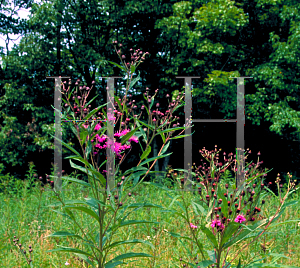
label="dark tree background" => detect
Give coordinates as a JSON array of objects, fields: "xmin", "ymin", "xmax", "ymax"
[{"xmin": 0, "ymin": 0, "xmax": 299, "ymax": 189}]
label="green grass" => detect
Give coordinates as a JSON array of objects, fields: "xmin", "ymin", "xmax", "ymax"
[{"xmin": 0, "ymin": 164, "xmax": 299, "ymax": 267}]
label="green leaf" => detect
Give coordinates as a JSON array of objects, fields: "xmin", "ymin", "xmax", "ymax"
[
  {"xmin": 64, "ymin": 154, "xmax": 91, "ymax": 168},
  {"xmin": 108, "ymin": 61, "xmax": 127, "ymax": 72},
  {"xmin": 63, "ymin": 207, "xmax": 77, "ymax": 222},
  {"xmin": 167, "ymin": 194, "xmax": 182, "ymax": 209},
  {"xmin": 105, "ymin": 252, "xmax": 153, "ymax": 267},
  {"xmin": 44, "ymin": 231, "xmax": 84, "ymax": 240},
  {"xmin": 120, "ymin": 127, "xmax": 139, "ymax": 144},
  {"xmin": 48, "ymin": 209, "xmax": 74, "ymax": 221},
  {"xmin": 140, "ymin": 145, "xmax": 151, "ymax": 161},
  {"xmin": 48, "ymin": 133, "xmax": 81, "ymax": 157},
  {"xmin": 149, "ymin": 96, "xmax": 155, "ymax": 110},
  {"xmin": 159, "ymin": 131, "xmax": 166, "ymax": 144},
  {"xmin": 157, "ymin": 126, "xmax": 186, "ymax": 135},
  {"xmin": 223, "ymin": 210, "xmax": 286, "ymax": 250},
  {"xmin": 46, "ymin": 246, "xmax": 94, "ymax": 258},
  {"xmin": 160, "ymin": 141, "xmax": 170, "ymax": 155},
  {"xmin": 122, "ymin": 166, "xmax": 148, "ymax": 176},
  {"xmin": 74, "ymin": 253, "xmax": 97, "ymax": 268},
  {"xmin": 130, "ymin": 65, "xmax": 136, "ymax": 75},
  {"xmin": 84, "ymin": 197, "xmax": 107, "ymax": 209},
  {"xmin": 69, "ymin": 159, "xmax": 96, "ymax": 179},
  {"xmin": 114, "ymin": 96, "xmax": 124, "ymax": 114},
  {"xmin": 64, "ymin": 206, "xmax": 101, "ymax": 224},
  {"xmin": 191, "ymin": 201, "xmax": 207, "ymax": 216},
  {"xmin": 195, "ymin": 260, "xmax": 215, "ymax": 268},
  {"xmin": 84, "ymin": 94, "xmax": 100, "ymax": 109},
  {"xmin": 128, "ymin": 70, "xmax": 140, "ymax": 91},
  {"xmin": 104, "ymin": 261, "xmax": 125, "ymax": 268},
  {"xmin": 130, "ymin": 170, "xmax": 149, "ymax": 186},
  {"xmin": 50, "ymin": 175, "xmax": 92, "ymax": 188},
  {"xmin": 103, "ymin": 238, "xmax": 154, "ymax": 251},
  {"xmin": 79, "ymin": 128, "xmax": 89, "ymax": 146},
  {"xmin": 236, "ymin": 259, "xmax": 241, "ymax": 268},
  {"xmin": 85, "ymin": 140, "xmax": 93, "ymax": 160},
  {"xmin": 200, "ymin": 225, "xmax": 218, "ymax": 248},
  {"xmin": 139, "ymin": 152, "xmax": 172, "ymax": 166},
  {"xmin": 169, "ymin": 131, "xmax": 195, "ymax": 140},
  {"xmin": 83, "ymin": 104, "xmax": 108, "ymax": 123},
  {"xmin": 220, "ymin": 222, "xmax": 240, "ymax": 249},
  {"xmin": 132, "ymin": 117, "xmax": 155, "ymax": 131}
]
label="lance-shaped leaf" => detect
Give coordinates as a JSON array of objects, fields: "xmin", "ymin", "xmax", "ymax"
[
  {"xmin": 46, "ymin": 246, "xmax": 94, "ymax": 258},
  {"xmin": 45, "ymin": 231, "xmax": 98, "ymax": 252},
  {"xmin": 128, "ymin": 70, "xmax": 141, "ymax": 91},
  {"xmin": 48, "ymin": 133, "xmax": 81, "ymax": 157},
  {"xmin": 74, "ymin": 253, "xmax": 97, "ymax": 268},
  {"xmin": 104, "ymin": 252, "xmax": 153, "ymax": 268},
  {"xmin": 48, "ymin": 175, "xmax": 92, "ymax": 188},
  {"xmin": 64, "ymin": 206, "xmax": 101, "ymax": 224},
  {"xmin": 120, "ymin": 127, "xmax": 139, "ymax": 145},
  {"xmin": 139, "ymin": 152, "xmax": 172, "ymax": 166},
  {"xmin": 191, "ymin": 201, "xmax": 207, "ymax": 216},
  {"xmin": 200, "ymin": 225, "xmax": 218, "ymax": 248},
  {"xmin": 108, "ymin": 61, "xmax": 127, "ymax": 72},
  {"xmin": 140, "ymin": 145, "xmax": 151, "ymax": 161}
]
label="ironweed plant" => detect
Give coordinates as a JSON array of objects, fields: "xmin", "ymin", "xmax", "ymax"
[
  {"xmin": 44, "ymin": 41, "xmax": 193, "ymax": 267},
  {"xmin": 149, "ymin": 146, "xmax": 299, "ymax": 268}
]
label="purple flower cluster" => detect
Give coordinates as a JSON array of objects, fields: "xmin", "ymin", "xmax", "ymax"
[{"xmin": 89, "ymin": 123, "xmax": 139, "ymax": 159}]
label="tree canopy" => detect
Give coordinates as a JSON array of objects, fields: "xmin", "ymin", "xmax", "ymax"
[{"xmin": 0, "ymin": 0, "xmax": 299, "ymax": 183}]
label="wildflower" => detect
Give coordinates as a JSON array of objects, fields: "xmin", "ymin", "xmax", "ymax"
[
  {"xmin": 234, "ymin": 214, "xmax": 246, "ymax": 223},
  {"xmin": 190, "ymin": 223, "xmax": 198, "ymax": 229},
  {"xmin": 65, "ymin": 261, "xmax": 70, "ymax": 265}
]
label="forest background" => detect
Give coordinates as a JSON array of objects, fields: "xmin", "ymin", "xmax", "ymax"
[{"xmin": 0, "ymin": 0, "xmax": 299, "ymax": 188}]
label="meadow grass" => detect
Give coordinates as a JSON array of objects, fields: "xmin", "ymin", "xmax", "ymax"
[{"xmin": 0, "ymin": 164, "xmax": 299, "ymax": 267}]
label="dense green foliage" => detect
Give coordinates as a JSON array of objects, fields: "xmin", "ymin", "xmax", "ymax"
[{"xmin": 0, "ymin": 0, "xmax": 299, "ymax": 182}]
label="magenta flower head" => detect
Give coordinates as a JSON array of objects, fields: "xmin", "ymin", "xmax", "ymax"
[
  {"xmin": 234, "ymin": 214, "xmax": 246, "ymax": 223},
  {"xmin": 190, "ymin": 223, "xmax": 197, "ymax": 229}
]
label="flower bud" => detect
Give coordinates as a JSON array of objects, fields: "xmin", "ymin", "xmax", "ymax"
[
  {"xmin": 218, "ymin": 199, "xmax": 222, "ymax": 204},
  {"xmin": 225, "ymin": 184, "xmax": 229, "ymax": 189},
  {"xmin": 262, "ymin": 200, "xmax": 265, "ymax": 204}
]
